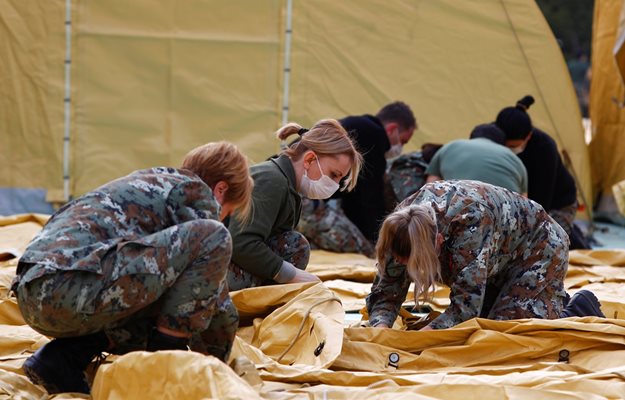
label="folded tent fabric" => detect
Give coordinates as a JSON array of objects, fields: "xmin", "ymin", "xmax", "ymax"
[{"xmin": 2, "ymin": 214, "xmax": 625, "ymax": 398}]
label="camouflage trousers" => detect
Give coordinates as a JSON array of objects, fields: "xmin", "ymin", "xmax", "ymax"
[
  {"xmin": 548, "ymin": 202, "xmax": 577, "ymax": 238},
  {"xmin": 478, "ymin": 222, "xmax": 569, "ymax": 322},
  {"xmin": 227, "ymin": 230, "xmax": 310, "ymax": 291},
  {"xmin": 15, "ymin": 219, "xmax": 237, "ymax": 361},
  {"xmin": 297, "ymin": 199, "xmax": 375, "ymax": 258}
]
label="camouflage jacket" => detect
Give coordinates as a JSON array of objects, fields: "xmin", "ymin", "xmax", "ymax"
[
  {"xmin": 366, "ymin": 180, "xmax": 566, "ymax": 329},
  {"xmin": 17, "ymin": 167, "xmax": 220, "ymax": 284}
]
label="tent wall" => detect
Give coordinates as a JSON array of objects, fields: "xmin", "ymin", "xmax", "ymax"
[
  {"xmin": 288, "ymin": 0, "xmax": 591, "ymax": 210},
  {"xmin": 0, "ymin": 1, "xmax": 66, "ymax": 200},
  {"xmin": 590, "ymin": 0, "xmax": 625, "ymax": 198},
  {"xmin": 71, "ymin": 0, "xmax": 283, "ymax": 196},
  {"xmin": 1, "ymin": 0, "xmax": 591, "ymax": 209}
]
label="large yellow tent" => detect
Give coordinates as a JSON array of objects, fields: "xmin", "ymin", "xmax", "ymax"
[
  {"xmin": 1, "ymin": 0, "xmax": 591, "ymax": 209},
  {"xmin": 590, "ymin": 0, "xmax": 625, "ymax": 200}
]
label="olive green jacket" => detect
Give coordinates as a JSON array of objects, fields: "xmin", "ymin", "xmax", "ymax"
[{"xmin": 228, "ymin": 155, "xmax": 302, "ymax": 279}]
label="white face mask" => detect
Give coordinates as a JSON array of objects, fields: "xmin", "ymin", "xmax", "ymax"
[
  {"xmin": 385, "ymin": 143, "xmax": 403, "ymax": 159},
  {"xmin": 510, "ymin": 144, "xmax": 526, "ymax": 154},
  {"xmin": 300, "ymin": 155, "xmax": 340, "ymax": 199}
]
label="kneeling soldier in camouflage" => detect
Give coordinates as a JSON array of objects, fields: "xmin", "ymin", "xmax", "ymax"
[
  {"xmin": 12, "ymin": 142, "xmax": 253, "ymax": 394},
  {"xmin": 368, "ymin": 180, "xmax": 604, "ymax": 331}
]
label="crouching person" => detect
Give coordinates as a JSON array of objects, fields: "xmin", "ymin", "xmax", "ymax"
[
  {"xmin": 227, "ymin": 119, "xmax": 362, "ymax": 290},
  {"xmin": 12, "ymin": 142, "xmax": 253, "ymax": 394},
  {"xmin": 366, "ymin": 180, "xmax": 604, "ymax": 330}
]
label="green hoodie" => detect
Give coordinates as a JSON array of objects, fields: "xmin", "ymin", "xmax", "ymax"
[{"xmin": 228, "ymin": 154, "xmax": 302, "ymax": 279}]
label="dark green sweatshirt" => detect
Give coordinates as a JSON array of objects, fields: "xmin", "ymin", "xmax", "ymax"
[{"xmin": 228, "ymin": 155, "xmax": 302, "ymax": 279}]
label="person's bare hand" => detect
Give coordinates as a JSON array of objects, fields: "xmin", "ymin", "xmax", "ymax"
[{"xmin": 287, "ymin": 269, "xmax": 321, "ymax": 284}]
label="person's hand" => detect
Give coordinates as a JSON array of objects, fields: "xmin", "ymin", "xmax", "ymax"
[
  {"xmin": 420, "ymin": 325, "xmax": 433, "ymax": 331},
  {"xmin": 287, "ymin": 269, "xmax": 321, "ymax": 284}
]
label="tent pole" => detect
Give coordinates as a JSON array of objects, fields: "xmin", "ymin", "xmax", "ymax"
[
  {"xmin": 281, "ymin": 0, "xmax": 293, "ymax": 129},
  {"xmin": 62, "ymin": 0, "xmax": 72, "ymax": 202}
]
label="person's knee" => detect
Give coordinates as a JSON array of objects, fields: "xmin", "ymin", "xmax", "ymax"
[
  {"xmin": 267, "ymin": 231, "xmax": 311, "ymax": 270},
  {"xmin": 291, "ymin": 232, "xmax": 311, "ymax": 270}
]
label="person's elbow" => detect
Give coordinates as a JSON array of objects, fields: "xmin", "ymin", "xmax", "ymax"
[{"xmin": 426, "ymin": 174, "xmax": 442, "ymax": 183}]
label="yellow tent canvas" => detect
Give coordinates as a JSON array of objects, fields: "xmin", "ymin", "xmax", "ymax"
[{"xmin": 1, "ymin": 0, "xmax": 591, "ymax": 211}]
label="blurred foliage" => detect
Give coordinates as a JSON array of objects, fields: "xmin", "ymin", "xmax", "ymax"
[{"xmin": 536, "ymin": 0, "xmax": 594, "ymax": 61}]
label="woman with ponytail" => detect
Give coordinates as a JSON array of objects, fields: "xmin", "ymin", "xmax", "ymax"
[
  {"xmin": 227, "ymin": 119, "xmax": 363, "ymax": 290},
  {"xmin": 495, "ymin": 95, "xmax": 586, "ymax": 248},
  {"xmin": 366, "ymin": 180, "xmax": 604, "ymax": 330}
]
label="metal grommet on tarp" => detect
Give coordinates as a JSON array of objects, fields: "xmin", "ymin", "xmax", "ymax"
[
  {"xmin": 314, "ymin": 340, "xmax": 325, "ymax": 357},
  {"xmin": 558, "ymin": 349, "xmax": 570, "ymax": 363},
  {"xmin": 387, "ymin": 352, "xmax": 400, "ymax": 369}
]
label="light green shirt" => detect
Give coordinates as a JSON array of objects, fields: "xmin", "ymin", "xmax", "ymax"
[{"xmin": 426, "ymin": 138, "xmax": 528, "ymax": 193}]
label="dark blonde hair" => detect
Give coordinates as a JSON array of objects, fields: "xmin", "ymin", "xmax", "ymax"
[
  {"xmin": 376, "ymin": 204, "xmax": 441, "ymax": 304},
  {"xmin": 181, "ymin": 141, "xmax": 253, "ymax": 221},
  {"xmin": 276, "ymin": 119, "xmax": 362, "ymax": 191}
]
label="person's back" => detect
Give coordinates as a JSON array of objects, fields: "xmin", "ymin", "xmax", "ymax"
[
  {"xmin": 517, "ymin": 128, "xmax": 576, "ymax": 210},
  {"xmin": 426, "ymin": 138, "xmax": 528, "ymax": 194},
  {"xmin": 20, "ymin": 168, "xmax": 217, "ymax": 274},
  {"xmin": 338, "ymin": 102, "xmax": 417, "ymax": 242},
  {"xmin": 338, "ymin": 114, "xmax": 390, "ymax": 242}
]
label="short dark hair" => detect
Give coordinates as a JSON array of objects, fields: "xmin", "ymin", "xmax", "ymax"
[
  {"xmin": 421, "ymin": 143, "xmax": 443, "ymax": 163},
  {"xmin": 470, "ymin": 123, "xmax": 506, "ymax": 145},
  {"xmin": 376, "ymin": 101, "xmax": 417, "ymax": 130}
]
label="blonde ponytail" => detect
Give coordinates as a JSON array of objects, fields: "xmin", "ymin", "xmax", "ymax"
[
  {"xmin": 276, "ymin": 119, "xmax": 363, "ymax": 191},
  {"xmin": 276, "ymin": 122, "xmax": 305, "ymax": 141},
  {"xmin": 376, "ymin": 204, "xmax": 441, "ymax": 304}
]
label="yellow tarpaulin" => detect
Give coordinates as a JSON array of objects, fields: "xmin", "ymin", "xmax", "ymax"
[{"xmin": 1, "ymin": 214, "xmax": 625, "ymax": 399}]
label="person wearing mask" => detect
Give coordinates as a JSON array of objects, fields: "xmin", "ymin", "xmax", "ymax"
[
  {"xmin": 338, "ymin": 101, "xmax": 417, "ymax": 244},
  {"xmin": 495, "ymin": 95, "xmax": 586, "ymax": 248},
  {"xmin": 13, "ymin": 142, "xmax": 254, "ymax": 394},
  {"xmin": 366, "ymin": 180, "xmax": 604, "ymax": 331},
  {"xmin": 227, "ymin": 119, "xmax": 363, "ymax": 290},
  {"xmin": 295, "ymin": 102, "xmax": 417, "ymax": 257},
  {"xmin": 426, "ymin": 124, "xmax": 528, "ymax": 195}
]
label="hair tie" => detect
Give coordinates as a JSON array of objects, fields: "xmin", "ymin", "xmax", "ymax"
[{"xmin": 297, "ymin": 128, "xmax": 309, "ymax": 136}]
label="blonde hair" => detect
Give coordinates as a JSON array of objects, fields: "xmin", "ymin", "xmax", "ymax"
[
  {"xmin": 181, "ymin": 141, "xmax": 253, "ymax": 221},
  {"xmin": 376, "ymin": 204, "xmax": 441, "ymax": 304},
  {"xmin": 276, "ymin": 119, "xmax": 363, "ymax": 191}
]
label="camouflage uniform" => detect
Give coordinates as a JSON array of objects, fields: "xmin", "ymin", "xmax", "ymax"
[
  {"xmin": 385, "ymin": 151, "xmax": 429, "ymax": 208},
  {"xmin": 227, "ymin": 230, "xmax": 310, "ymax": 291},
  {"xmin": 296, "ymin": 199, "xmax": 375, "ymax": 258},
  {"xmin": 366, "ymin": 180, "xmax": 569, "ymax": 330},
  {"xmin": 548, "ymin": 202, "xmax": 577, "ymax": 238},
  {"xmin": 12, "ymin": 168, "xmax": 237, "ymax": 360}
]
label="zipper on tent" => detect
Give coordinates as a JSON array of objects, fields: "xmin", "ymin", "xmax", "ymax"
[{"xmin": 63, "ymin": 0, "xmax": 72, "ymax": 202}]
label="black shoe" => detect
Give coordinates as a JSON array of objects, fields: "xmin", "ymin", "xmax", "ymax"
[
  {"xmin": 146, "ymin": 329, "xmax": 188, "ymax": 351},
  {"xmin": 22, "ymin": 332, "xmax": 109, "ymax": 394},
  {"xmin": 561, "ymin": 290, "xmax": 605, "ymax": 318}
]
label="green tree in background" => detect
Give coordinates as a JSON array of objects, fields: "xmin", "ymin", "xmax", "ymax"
[
  {"xmin": 537, "ymin": 0, "xmax": 594, "ymax": 116},
  {"xmin": 536, "ymin": 0, "xmax": 594, "ymax": 60}
]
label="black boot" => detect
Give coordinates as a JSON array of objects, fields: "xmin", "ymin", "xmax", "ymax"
[
  {"xmin": 561, "ymin": 290, "xmax": 606, "ymax": 318},
  {"xmin": 22, "ymin": 331, "xmax": 109, "ymax": 394},
  {"xmin": 146, "ymin": 329, "xmax": 188, "ymax": 351}
]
